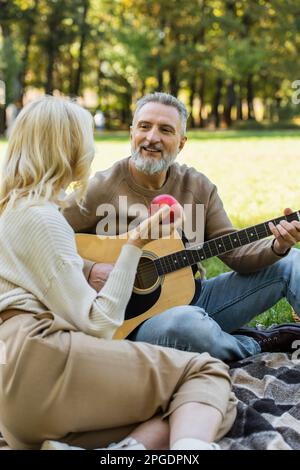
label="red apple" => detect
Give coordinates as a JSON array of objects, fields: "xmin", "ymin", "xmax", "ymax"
[{"xmin": 149, "ymin": 194, "xmax": 181, "ymax": 223}]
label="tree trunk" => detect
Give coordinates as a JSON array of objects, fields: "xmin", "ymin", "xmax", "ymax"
[
  {"xmin": 45, "ymin": 2, "xmax": 63, "ymax": 95},
  {"xmin": 224, "ymin": 80, "xmax": 235, "ymax": 127},
  {"xmin": 18, "ymin": 0, "xmax": 40, "ymax": 103},
  {"xmin": 198, "ymin": 74, "xmax": 205, "ymax": 128},
  {"xmin": 67, "ymin": 52, "xmax": 74, "ymax": 95},
  {"xmin": 0, "ymin": 106, "xmax": 5, "ymax": 135},
  {"xmin": 275, "ymin": 96, "xmax": 281, "ymax": 121},
  {"xmin": 0, "ymin": 2, "xmax": 11, "ymax": 133},
  {"xmin": 189, "ymin": 77, "xmax": 196, "ymax": 128},
  {"xmin": 120, "ymin": 85, "xmax": 132, "ymax": 126},
  {"xmin": 197, "ymin": 0, "xmax": 206, "ymax": 128},
  {"xmin": 45, "ymin": 46, "xmax": 55, "ymax": 95},
  {"xmin": 156, "ymin": 18, "xmax": 166, "ymax": 91},
  {"xmin": 140, "ymin": 79, "xmax": 146, "ymax": 96},
  {"xmin": 157, "ymin": 68, "xmax": 163, "ymax": 91},
  {"xmin": 97, "ymin": 59, "xmax": 103, "ymax": 109},
  {"xmin": 0, "ymin": 1, "xmax": 11, "ymax": 38},
  {"xmin": 72, "ymin": 0, "xmax": 89, "ymax": 97},
  {"xmin": 246, "ymin": 74, "xmax": 255, "ymax": 120},
  {"xmin": 236, "ymin": 81, "xmax": 243, "ymax": 120},
  {"xmin": 18, "ymin": 33, "xmax": 32, "ymax": 103},
  {"xmin": 212, "ymin": 77, "xmax": 223, "ymax": 128},
  {"xmin": 169, "ymin": 65, "xmax": 179, "ymax": 97}
]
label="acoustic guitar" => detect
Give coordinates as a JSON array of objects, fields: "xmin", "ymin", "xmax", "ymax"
[{"xmin": 76, "ymin": 210, "xmax": 299, "ymax": 339}]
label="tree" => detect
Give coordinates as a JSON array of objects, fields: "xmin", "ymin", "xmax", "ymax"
[{"xmin": 1, "ymin": 0, "xmax": 299, "ymax": 133}]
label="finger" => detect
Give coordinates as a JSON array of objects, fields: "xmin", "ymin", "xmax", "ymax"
[
  {"xmin": 150, "ymin": 205, "xmax": 171, "ymax": 225},
  {"xmin": 134, "ymin": 205, "xmax": 171, "ymax": 240},
  {"xmin": 280, "ymin": 220, "xmax": 298, "ymax": 237},
  {"xmin": 128, "ymin": 227, "xmax": 141, "ymax": 240},
  {"xmin": 283, "ymin": 207, "xmax": 293, "ymax": 216},
  {"xmin": 291, "ymin": 220, "xmax": 300, "ymax": 231},
  {"xmin": 150, "ymin": 206, "xmax": 172, "ymax": 238},
  {"xmin": 139, "ymin": 205, "xmax": 169, "ymax": 231},
  {"xmin": 162, "ymin": 206, "xmax": 185, "ymax": 238},
  {"xmin": 173, "ymin": 211, "xmax": 185, "ymax": 231},
  {"xmin": 291, "ymin": 221, "xmax": 300, "ymax": 242},
  {"xmin": 276, "ymin": 223, "xmax": 297, "ymax": 244},
  {"xmin": 268, "ymin": 222, "xmax": 281, "ymax": 239},
  {"xmin": 173, "ymin": 204, "xmax": 186, "ymax": 223}
]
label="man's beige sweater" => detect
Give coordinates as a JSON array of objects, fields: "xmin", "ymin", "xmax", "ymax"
[
  {"xmin": 0, "ymin": 202, "xmax": 142, "ymax": 338},
  {"xmin": 63, "ymin": 157, "xmax": 283, "ymax": 277}
]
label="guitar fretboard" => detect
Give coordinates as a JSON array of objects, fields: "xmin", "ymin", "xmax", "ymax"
[{"xmin": 154, "ymin": 211, "xmax": 300, "ymax": 276}]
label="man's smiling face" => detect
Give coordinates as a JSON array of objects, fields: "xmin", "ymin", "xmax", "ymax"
[{"xmin": 130, "ymin": 102, "xmax": 186, "ymax": 175}]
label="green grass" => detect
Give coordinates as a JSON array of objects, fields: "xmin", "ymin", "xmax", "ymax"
[{"xmin": 1, "ymin": 129, "xmax": 299, "ymax": 326}]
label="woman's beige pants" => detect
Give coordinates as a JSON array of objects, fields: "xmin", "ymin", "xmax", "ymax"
[{"xmin": 0, "ymin": 312, "xmax": 237, "ymax": 449}]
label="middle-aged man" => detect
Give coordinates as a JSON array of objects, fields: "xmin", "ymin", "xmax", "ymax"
[{"xmin": 63, "ymin": 92, "xmax": 300, "ymax": 362}]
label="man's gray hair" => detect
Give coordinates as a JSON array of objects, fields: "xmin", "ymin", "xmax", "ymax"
[{"xmin": 133, "ymin": 92, "xmax": 189, "ymax": 135}]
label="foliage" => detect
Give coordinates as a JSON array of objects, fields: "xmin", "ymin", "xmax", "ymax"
[{"xmin": 0, "ymin": 0, "xmax": 299, "ymax": 130}]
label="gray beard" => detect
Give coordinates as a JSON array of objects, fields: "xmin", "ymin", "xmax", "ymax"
[{"xmin": 130, "ymin": 147, "xmax": 178, "ymax": 175}]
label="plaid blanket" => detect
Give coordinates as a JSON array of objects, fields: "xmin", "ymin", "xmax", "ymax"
[
  {"xmin": 1, "ymin": 352, "xmax": 299, "ymax": 450},
  {"xmin": 220, "ymin": 352, "xmax": 300, "ymax": 450}
]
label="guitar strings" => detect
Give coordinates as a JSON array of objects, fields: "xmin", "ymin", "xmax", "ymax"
[
  {"xmin": 113, "ymin": 212, "xmax": 300, "ymax": 285},
  {"xmin": 132, "ymin": 231, "xmax": 275, "ymax": 283}
]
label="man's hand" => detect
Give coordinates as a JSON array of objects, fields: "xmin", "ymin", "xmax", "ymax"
[
  {"xmin": 269, "ymin": 207, "xmax": 300, "ymax": 255},
  {"xmin": 88, "ymin": 263, "xmax": 114, "ymax": 292}
]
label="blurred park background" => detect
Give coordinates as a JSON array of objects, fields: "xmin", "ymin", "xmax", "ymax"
[
  {"xmin": 1, "ymin": 0, "xmax": 300, "ymax": 130},
  {"xmin": 0, "ymin": 0, "xmax": 300, "ymax": 324}
]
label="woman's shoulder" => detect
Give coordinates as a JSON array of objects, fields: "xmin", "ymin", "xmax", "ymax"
[
  {"xmin": 3, "ymin": 201, "xmax": 73, "ymax": 238},
  {"xmin": 32, "ymin": 203, "xmax": 75, "ymax": 235},
  {"xmin": 0, "ymin": 201, "xmax": 82, "ymax": 271},
  {"xmin": 26, "ymin": 201, "xmax": 62, "ymax": 219},
  {"xmin": 11, "ymin": 201, "xmax": 61, "ymax": 221}
]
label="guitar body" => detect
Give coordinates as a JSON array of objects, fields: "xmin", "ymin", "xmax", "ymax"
[{"xmin": 75, "ymin": 233, "xmax": 196, "ymax": 339}]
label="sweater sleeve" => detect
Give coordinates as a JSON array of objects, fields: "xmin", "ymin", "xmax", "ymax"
[{"xmin": 44, "ymin": 243, "xmax": 142, "ymax": 338}]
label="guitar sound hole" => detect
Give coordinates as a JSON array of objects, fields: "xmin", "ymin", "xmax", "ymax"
[{"xmin": 134, "ymin": 257, "xmax": 159, "ymax": 291}]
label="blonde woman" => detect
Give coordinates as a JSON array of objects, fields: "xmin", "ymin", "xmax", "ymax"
[{"xmin": 0, "ymin": 96, "xmax": 237, "ymax": 450}]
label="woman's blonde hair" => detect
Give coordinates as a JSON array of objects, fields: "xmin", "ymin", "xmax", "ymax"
[{"xmin": 0, "ymin": 95, "xmax": 94, "ymax": 213}]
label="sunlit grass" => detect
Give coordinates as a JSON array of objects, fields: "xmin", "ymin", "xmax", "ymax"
[{"xmin": 1, "ymin": 130, "xmax": 300, "ymax": 325}]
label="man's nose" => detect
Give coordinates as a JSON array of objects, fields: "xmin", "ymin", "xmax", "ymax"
[{"xmin": 145, "ymin": 127, "xmax": 161, "ymax": 143}]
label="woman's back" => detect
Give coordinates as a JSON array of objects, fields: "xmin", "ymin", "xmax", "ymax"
[{"xmin": 0, "ymin": 202, "xmax": 79, "ymax": 315}]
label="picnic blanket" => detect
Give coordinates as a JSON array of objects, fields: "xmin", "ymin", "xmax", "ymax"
[
  {"xmin": 219, "ymin": 352, "xmax": 300, "ymax": 450},
  {"xmin": 0, "ymin": 352, "xmax": 299, "ymax": 450}
]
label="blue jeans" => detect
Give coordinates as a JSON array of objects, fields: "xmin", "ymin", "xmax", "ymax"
[{"xmin": 129, "ymin": 248, "xmax": 300, "ymax": 362}]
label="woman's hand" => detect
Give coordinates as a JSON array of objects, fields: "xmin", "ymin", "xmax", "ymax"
[{"xmin": 127, "ymin": 205, "xmax": 184, "ymax": 249}]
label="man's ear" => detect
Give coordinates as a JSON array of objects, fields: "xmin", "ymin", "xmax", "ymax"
[
  {"xmin": 179, "ymin": 136, "xmax": 187, "ymax": 152},
  {"xmin": 130, "ymin": 125, "xmax": 133, "ymax": 140}
]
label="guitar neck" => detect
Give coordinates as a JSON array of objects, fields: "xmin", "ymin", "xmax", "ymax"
[{"xmin": 155, "ymin": 210, "xmax": 300, "ymax": 276}]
